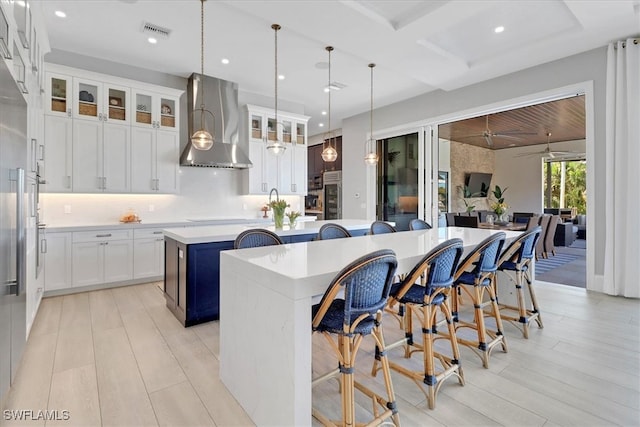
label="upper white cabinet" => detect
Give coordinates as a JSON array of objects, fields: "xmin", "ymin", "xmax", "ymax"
[
  {"xmin": 43, "ymin": 64, "xmax": 182, "ymax": 194},
  {"xmin": 244, "ymin": 104, "xmax": 309, "ymax": 195},
  {"xmin": 132, "ymin": 89, "xmax": 178, "ymax": 131}
]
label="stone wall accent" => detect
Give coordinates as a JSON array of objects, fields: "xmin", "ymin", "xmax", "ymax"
[{"xmin": 450, "ymin": 140, "xmax": 495, "ymax": 212}]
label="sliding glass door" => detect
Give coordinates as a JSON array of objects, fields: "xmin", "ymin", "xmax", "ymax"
[{"xmin": 376, "ymin": 132, "xmax": 420, "ymax": 231}]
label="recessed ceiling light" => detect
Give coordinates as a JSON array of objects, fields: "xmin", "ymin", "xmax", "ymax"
[
  {"xmin": 54, "ymin": 10, "xmax": 66, "ymax": 18},
  {"xmin": 148, "ymin": 37, "xmax": 158, "ymax": 44},
  {"xmin": 494, "ymin": 26, "xmax": 505, "ymax": 33},
  {"xmin": 323, "ymin": 88, "xmax": 330, "ymax": 93},
  {"xmin": 319, "ymin": 123, "xmax": 324, "ymax": 127},
  {"xmin": 278, "ymin": 74, "xmax": 285, "ymax": 80},
  {"xmin": 221, "ymin": 58, "xmax": 230, "ymax": 65},
  {"xmin": 321, "ymin": 111, "xmax": 327, "ymax": 115}
]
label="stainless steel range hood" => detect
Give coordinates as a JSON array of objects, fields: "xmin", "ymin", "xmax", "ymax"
[{"xmin": 180, "ymin": 73, "xmax": 252, "ymax": 168}]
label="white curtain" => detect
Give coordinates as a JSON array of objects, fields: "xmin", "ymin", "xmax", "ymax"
[{"xmin": 603, "ymin": 39, "xmax": 640, "ymax": 297}]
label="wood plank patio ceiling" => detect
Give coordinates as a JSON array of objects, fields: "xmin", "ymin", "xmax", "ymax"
[{"xmin": 439, "ymin": 95, "xmax": 585, "ymax": 150}]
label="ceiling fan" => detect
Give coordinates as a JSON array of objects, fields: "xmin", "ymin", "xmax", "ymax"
[
  {"xmin": 515, "ymin": 132, "xmax": 583, "ymax": 159},
  {"xmin": 458, "ymin": 115, "xmax": 537, "ymax": 146}
]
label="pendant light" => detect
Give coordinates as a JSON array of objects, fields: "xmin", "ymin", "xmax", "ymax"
[
  {"xmin": 191, "ymin": 0, "xmax": 215, "ymax": 151},
  {"xmin": 364, "ymin": 63, "xmax": 379, "ymax": 165},
  {"xmin": 266, "ymin": 24, "xmax": 286, "ymax": 156},
  {"xmin": 321, "ymin": 46, "xmax": 338, "ymax": 163}
]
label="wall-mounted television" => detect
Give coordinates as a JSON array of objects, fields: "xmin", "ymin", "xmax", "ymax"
[{"xmin": 464, "ymin": 172, "xmax": 492, "ymax": 197}]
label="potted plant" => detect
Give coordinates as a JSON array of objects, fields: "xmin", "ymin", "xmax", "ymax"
[{"xmin": 490, "ymin": 185, "xmax": 509, "ymax": 222}]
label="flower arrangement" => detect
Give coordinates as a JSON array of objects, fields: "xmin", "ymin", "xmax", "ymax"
[
  {"xmin": 269, "ymin": 199, "xmax": 289, "ymax": 228},
  {"xmin": 490, "ymin": 185, "xmax": 508, "ymax": 216},
  {"xmin": 286, "ymin": 211, "xmax": 301, "ymax": 227}
]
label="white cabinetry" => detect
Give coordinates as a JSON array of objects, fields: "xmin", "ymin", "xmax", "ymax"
[
  {"xmin": 71, "ymin": 229, "xmax": 133, "ymax": 287},
  {"xmin": 43, "ymin": 114, "xmax": 73, "ymax": 192},
  {"xmin": 43, "ymin": 231, "xmax": 72, "ymax": 291},
  {"xmin": 131, "ymin": 89, "xmax": 178, "ymax": 131},
  {"xmin": 244, "ymin": 105, "xmax": 309, "ymax": 195},
  {"xmin": 131, "ymin": 127, "xmax": 178, "ymax": 193},
  {"xmin": 43, "ymin": 65, "xmax": 182, "ymax": 194},
  {"xmin": 72, "ymin": 119, "xmax": 130, "ymax": 192},
  {"xmin": 133, "ymin": 228, "xmax": 165, "ymax": 279}
]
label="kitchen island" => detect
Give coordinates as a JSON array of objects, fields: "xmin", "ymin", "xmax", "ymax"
[
  {"xmin": 162, "ymin": 219, "xmax": 373, "ymax": 326},
  {"xmin": 219, "ymin": 227, "xmax": 522, "ymax": 426}
]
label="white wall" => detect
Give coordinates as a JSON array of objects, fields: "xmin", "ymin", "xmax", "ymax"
[
  {"xmin": 341, "ymin": 47, "xmax": 606, "ymax": 275},
  {"xmin": 494, "ymin": 140, "xmax": 586, "ymax": 214},
  {"xmin": 42, "ymin": 50, "xmax": 305, "ymax": 225}
]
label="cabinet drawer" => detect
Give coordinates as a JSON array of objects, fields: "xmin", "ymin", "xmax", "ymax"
[
  {"xmin": 73, "ymin": 229, "xmax": 132, "ymax": 243},
  {"xmin": 133, "ymin": 228, "xmax": 165, "ymax": 239}
]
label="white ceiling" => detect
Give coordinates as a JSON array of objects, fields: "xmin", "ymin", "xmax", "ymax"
[{"xmin": 40, "ymin": 0, "xmax": 640, "ymax": 135}]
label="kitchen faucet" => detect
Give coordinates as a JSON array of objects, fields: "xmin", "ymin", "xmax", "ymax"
[{"xmin": 269, "ymin": 187, "xmax": 279, "ymax": 204}]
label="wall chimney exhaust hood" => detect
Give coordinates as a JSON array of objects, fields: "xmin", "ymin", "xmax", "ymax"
[{"xmin": 180, "ymin": 73, "xmax": 252, "ymax": 168}]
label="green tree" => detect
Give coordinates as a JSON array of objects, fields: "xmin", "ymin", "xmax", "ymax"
[{"xmin": 544, "ymin": 160, "xmax": 586, "ymax": 214}]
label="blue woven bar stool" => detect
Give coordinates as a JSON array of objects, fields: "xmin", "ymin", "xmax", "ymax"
[
  {"xmin": 370, "ymin": 221, "xmax": 397, "ymax": 234},
  {"xmin": 375, "ymin": 238, "xmax": 464, "ymax": 410},
  {"xmin": 312, "ymin": 249, "xmax": 400, "ymax": 427},
  {"xmin": 233, "ymin": 228, "xmax": 283, "ymax": 249},
  {"xmin": 318, "ymin": 223, "xmax": 352, "ymax": 240},
  {"xmin": 448, "ymin": 232, "xmax": 507, "ymax": 368},
  {"xmin": 497, "ymin": 226, "xmax": 544, "ymax": 338},
  {"xmin": 409, "ymin": 218, "xmax": 432, "ymax": 230}
]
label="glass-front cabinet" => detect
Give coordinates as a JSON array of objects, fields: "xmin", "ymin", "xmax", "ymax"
[
  {"xmin": 46, "ymin": 72, "xmax": 72, "ymax": 117},
  {"xmin": 73, "ymin": 78, "xmax": 131, "ymax": 123},
  {"xmin": 132, "ymin": 89, "xmax": 178, "ymax": 131},
  {"xmin": 244, "ymin": 104, "xmax": 309, "ymax": 195}
]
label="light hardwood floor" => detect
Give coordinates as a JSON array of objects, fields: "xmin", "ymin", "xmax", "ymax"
[{"xmin": 1, "ymin": 280, "xmax": 638, "ymax": 426}]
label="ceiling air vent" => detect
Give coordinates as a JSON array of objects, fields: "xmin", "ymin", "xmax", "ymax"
[{"xmin": 141, "ymin": 22, "xmax": 172, "ymax": 39}]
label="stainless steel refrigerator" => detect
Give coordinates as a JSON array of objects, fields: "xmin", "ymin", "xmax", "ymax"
[{"xmin": 0, "ymin": 59, "xmax": 28, "ymax": 402}]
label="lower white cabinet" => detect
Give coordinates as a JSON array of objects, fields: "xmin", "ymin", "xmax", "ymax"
[
  {"xmin": 133, "ymin": 229, "xmax": 165, "ymax": 279},
  {"xmin": 43, "ymin": 231, "xmax": 73, "ymax": 291},
  {"xmin": 71, "ymin": 229, "xmax": 133, "ymax": 287}
]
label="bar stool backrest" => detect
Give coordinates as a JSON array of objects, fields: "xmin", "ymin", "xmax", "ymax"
[
  {"xmin": 370, "ymin": 221, "xmax": 397, "ymax": 235},
  {"xmin": 499, "ymin": 226, "xmax": 542, "ymax": 266},
  {"xmin": 456, "ymin": 232, "xmax": 506, "ymax": 278},
  {"xmin": 317, "ymin": 223, "xmax": 352, "ymax": 240},
  {"xmin": 312, "ymin": 249, "xmax": 398, "ymax": 331},
  {"xmin": 234, "ymin": 229, "xmax": 284, "ymax": 249},
  {"xmin": 394, "ymin": 238, "xmax": 464, "ymax": 300},
  {"xmin": 409, "ymin": 218, "xmax": 432, "ymax": 230}
]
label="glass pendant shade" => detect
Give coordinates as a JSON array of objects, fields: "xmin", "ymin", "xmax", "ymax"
[
  {"xmin": 267, "ymin": 23, "xmax": 286, "ymax": 157},
  {"xmin": 321, "ymin": 145, "xmax": 338, "ymax": 162},
  {"xmin": 322, "ymin": 46, "xmax": 337, "ymax": 163},
  {"xmin": 364, "ymin": 140, "xmax": 378, "ymax": 165},
  {"xmin": 267, "ymin": 139, "xmax": 286, "ymax": 156},
  {"xmin": 364, "ymin": 63, "xmax": 378, "ymax": 165},
  {"xmin": 191, "ymin": 0, "xmax": 215, "ymax": 151},
  {"xmin": 191, "ymin": 128, "xmax": 213, "ymax": 151}
]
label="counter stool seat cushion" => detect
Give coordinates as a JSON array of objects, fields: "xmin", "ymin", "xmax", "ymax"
[
  {"xmin": 390, "ymin": 282, "xmax": 445, "ymax": 305},
  {"xmin": 312, "ymin": 300, "xmax": 375, "ymax": 335}
]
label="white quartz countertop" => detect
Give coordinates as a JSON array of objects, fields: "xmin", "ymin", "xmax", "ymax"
[
  {"xmin": 44, "ymin": 216, "xmax": 316, "ymax": 233},
  {"xmin": 162, "ymin": 219, "xmax": 373, "ymax": 244},
  {"xmin": 221, "ymin": 227, "xmax": 523, "ymax": 301}
]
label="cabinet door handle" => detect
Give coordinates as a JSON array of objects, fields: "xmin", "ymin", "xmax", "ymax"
[
  {"xmin": 103, "ymin": 177, "xmax": 107, "ymax": 189},
  {"xmin": 96, "ymin": 233, "xmax": 112, "ymax": 238},
  {"xmin": 38, "ymin": 144, "xmax": 45, "ymax": 161},
  {"xmin": 153, "ymin": 231, "xmax": 163, "ymax": 234},
  {"xmin": 67, "ymin": 109, "xmax": 72, "ymax": 117},
  {"xmin": 41, "ymin": 239, "xmax": 47, "ymax": 254},
  {"xmin": 66, "ymin": 175, "xmax": 71, "ymax": 189}
]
